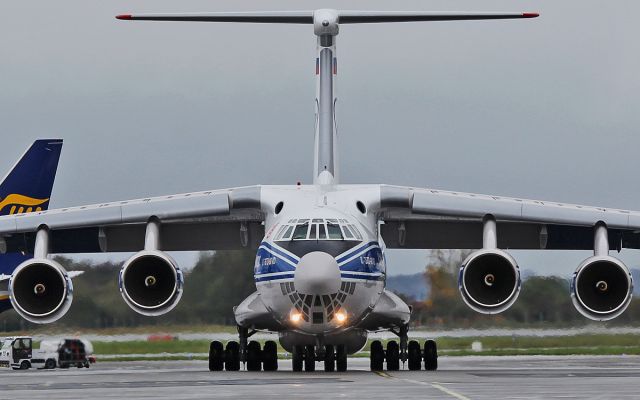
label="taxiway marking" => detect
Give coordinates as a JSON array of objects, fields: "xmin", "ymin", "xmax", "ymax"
[{"xmin": 374, "ymin": 370, "xmax": 471, "ymax": 400}]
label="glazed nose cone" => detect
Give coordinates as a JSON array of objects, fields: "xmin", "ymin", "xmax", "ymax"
[{"xmin": 294, "ymin": 251, "xmax": 341, "ymax": 295}]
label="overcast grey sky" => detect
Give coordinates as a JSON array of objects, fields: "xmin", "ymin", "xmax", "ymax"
[{"xmin": 1, "ymin": 0, "xmax": 639, "ymax": 276}]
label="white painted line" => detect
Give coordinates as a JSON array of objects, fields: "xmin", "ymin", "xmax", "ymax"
[{"xmin": 430, "ymin": 382, "xmax": 471, "ymax": 400}]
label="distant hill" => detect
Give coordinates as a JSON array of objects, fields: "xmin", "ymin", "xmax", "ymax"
[{"xmin": 387, "ymin": 273, "xmax": 429, "ymax": 301}]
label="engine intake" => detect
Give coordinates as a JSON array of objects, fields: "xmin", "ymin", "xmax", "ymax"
[
  {"xmin": 571, "ymin": 256, "xmax": 633, "ymax": 321},
  {"xmin": 459, "ymin": 249, "xmax": 521, "ymax": 314},
  {"xmin": 119, "ymin": 250, "xmax": 183, "ymax": 316},
  {"xmin": 9, "ymin": 259, "xmax": 73, "ymax": 324}
]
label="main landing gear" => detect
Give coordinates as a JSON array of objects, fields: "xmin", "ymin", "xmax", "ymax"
[
  {"xmin": 370, "ymin": 324, "xmax": 438, "ymax": 372},
  {"xmin": 209, "ymin": 326, "xmax": 278, "ymax": 372}
]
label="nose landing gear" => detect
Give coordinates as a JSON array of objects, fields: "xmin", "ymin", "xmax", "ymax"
[{"xmin": 291, "ymin": 343, "xmax": 348, "ymax": 372}]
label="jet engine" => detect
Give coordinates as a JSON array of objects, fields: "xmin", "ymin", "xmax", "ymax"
[
  {"xmin": 458, "ymin": 249, "xmax": 521, "ymax": 314},
  {"xmin": 119, "ymin": 250, "xmax": 184, "ymax": 316},
  {"xmin": 571, "ymin": 256, "xmax": 633, "ymax": 321},
  {"xmin": 9, "ymin": 258, "xmax": 73, "ymax": 324}
]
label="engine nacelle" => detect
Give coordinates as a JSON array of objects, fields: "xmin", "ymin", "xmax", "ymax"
[
  {"xmin": 9, "ymin": 259, "xmax": 73, "ymax": 324},
  {"xmin": 458, "ymin": 249, "xmax": 521, "ymax": 314},
  {"xmin": 119, "ymin": 250, "xmax": 184, "ymax": 316},
  {"xmin": 571, "ymin": 256, "xmax": 633, "ymax": 321}
]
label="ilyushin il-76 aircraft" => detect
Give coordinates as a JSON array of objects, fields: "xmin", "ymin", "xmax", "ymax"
[{"xmin": 2, "ymin": 9, "xmax": 637, "ymax": 373}]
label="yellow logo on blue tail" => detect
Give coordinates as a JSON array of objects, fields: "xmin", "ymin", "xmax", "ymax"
[{"xmin": 0, "ymin": 194, "xmax": 49, "ymax": 215}]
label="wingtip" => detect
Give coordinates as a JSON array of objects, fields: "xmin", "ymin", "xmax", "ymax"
[
  {"xmin": 522, "ymin": 12, "xmax": 540, "ymax": 18},
  {"xmin": 116, "ymin": 14, "xmax": 133, "ymax": 20}
]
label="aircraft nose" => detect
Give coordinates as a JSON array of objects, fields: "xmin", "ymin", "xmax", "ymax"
[{"xmin": 294, "ymin": 251, "xmax": 341, "ymax": 295}]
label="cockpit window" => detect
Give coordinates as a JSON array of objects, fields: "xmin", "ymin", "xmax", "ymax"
[
  {"xmin": 318, "ymin": 224, "xmax": 327, "ymax": 239},
  {"xmin": 292, "ymin": 222, "xmax": 310, "ymax": 240},
  {"xmin": 327, "ymin": 223, "xmax": 343, "ymax": 239},
  {"xmin": 274, "ymin": 219, "xmax": 361, "ymax": 241},
  {"xmin": 348, "ymin": 224, "xmax": 362, "ymax": 240},
  {"xmin": 274, "ymin": 225, "xmax": 287, "ymax": 240},
  {"xmin": 342, "ymin": 225, "xmax": 354, "ymax": 239}
]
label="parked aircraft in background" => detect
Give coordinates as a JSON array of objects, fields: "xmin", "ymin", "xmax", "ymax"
[
  {"xmin": 2, "ymin": 9, "xmax": 635, "ymax": 373},
  {"xmin": 0, "ymin": 140, "xmax": 63, "ymax": 313}
]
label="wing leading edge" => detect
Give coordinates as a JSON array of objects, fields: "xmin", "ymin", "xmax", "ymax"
[
  {"xmin": 378, "ymin": 185, "xmax": 640, "ymax": 250},
  {"xmin": 0, "ymin": 186, "xmax": 265, "ymax": 254}
]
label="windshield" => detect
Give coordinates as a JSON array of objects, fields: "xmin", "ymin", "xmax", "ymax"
[{"xmin": 274, "ymin": 218, "xmax": 363, "ymax": 241}]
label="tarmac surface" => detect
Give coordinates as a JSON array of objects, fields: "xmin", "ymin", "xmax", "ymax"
[{"xmin": 1, "ymin": 355, "xmax": 639, "ymax": 399}]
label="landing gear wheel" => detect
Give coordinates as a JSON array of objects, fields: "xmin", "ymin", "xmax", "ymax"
[
  {"xmin": 292, "ymin": 345, "xmax": 304, "ymax": 372},
  {"xmin": 247, "ymin": 341, "xmax": 262, "ymax": 371},
  {"xmin": 336, "ymin": 344, "xmax": 347, "ymax": 372},
  {"xmin": 224, "ymin": 341, "xmax": 241, "ymax": 371},
  {"xmin": 45, "ymin": 359, "xmax": 56, "ymax": 370},
  {"xmin": 304, "ymin": 345, "xmax": 315, "ymax": 372},
  {"xmin": 424, "ymin": 340, "xmax": 438, "ymax": 371},
  {"xmin": 408, "ymin": 340, "xmax": 422, "ymax": 371},
  {"xmin": 386, "ymin": 341, "xmax": 400, "ymax": 371},
  {"xmin": 370, "ymin": 340, "xmax": 384, "ymax": 371},
  {"xmin": 262, "ymin": 340, "xmax": 278, "ymax": 371},
  {"xmin": 209, "ymin": 341, "xmax": 224, "ymax": 371},
  {"xmin": 324, "ymin": 345, "xmax": 335, "ymax": 372}
]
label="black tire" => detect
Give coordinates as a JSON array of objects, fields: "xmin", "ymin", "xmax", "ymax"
[
  {"xmin": 424, "ymin": 340, "xmax": 438, "ymax": 371},
  {"xmin": 292, "ymin": 345, "xmax": 304, "ymax": 372},
  {"xmin": 324, "ymin": 345, "xmax": 335, "ymax": 372},
  {"xmin": 20, "ymin": 361, "xmax": 30, "ymax": 370},
  {"xmin": 225, "ymin": 341, "xmax": 241, "ymax": 371},
  {"xmin": 370, "ymin": 340, "xmax": 384, "ymax": 371},
  {"xmin": 262, "ymin": 341, "xmax": 278, "ymax": 371},
  {"xmin": 304, "ymin": 345, "xmax": 315, "ymax": 372},
  {"xmin": 209, "ymin": 341, "xmax": 224, "ymax": 371},
  {"xmin": 408, "ymin": 341, "xmax": 422, "ymax": 371},
  {"xmin": 386, "ymin": 341, "xmax": 400, "ymax": 371},
  {"xmin": 336, "ymin": 344, "xmax": 347, "ymax": 372},
  {"xmin": 45, "ymin": 359, "xmax": 56, "ymax": 370},
  {"xmin": 84, "ymin": 361, "xmax": 90, "ymax": 368},
  {"xmin": 247, "ymin": 341, "xmax": 262, "ymax": 372}
]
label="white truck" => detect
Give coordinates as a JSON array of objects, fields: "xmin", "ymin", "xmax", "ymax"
[{"xmin": 0, "ymin": 337, "xmax": 94, "ymax": 370}]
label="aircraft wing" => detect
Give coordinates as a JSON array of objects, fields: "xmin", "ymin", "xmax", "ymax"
[
  {"xmin": 0, "ymin": 186, "xmax": 264, "ymax": 253},
  {"xmin": 377, "ymin": 185, "xmax": 640, "ymax": 250}
]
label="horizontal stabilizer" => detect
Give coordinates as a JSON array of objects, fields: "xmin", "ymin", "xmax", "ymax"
[
  {"xmin": 116, "ymin": 11, "xmax": 538, "ymax": 24},
  {"xmin": 116, "ymin": 11, "xmax": 313, "ymax": 23}
]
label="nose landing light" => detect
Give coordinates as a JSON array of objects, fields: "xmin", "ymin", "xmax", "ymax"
[
  {"xmin": 335, "ymin": 309, "xmax": 347, "ymax": 324},
  {"xmin": 290, "ymin": 310, "xmax": 303, "ymax": 324}
]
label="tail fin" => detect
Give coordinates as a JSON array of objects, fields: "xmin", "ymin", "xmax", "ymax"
[
  {"xmin": 116, "ymin": 10, "xmax": 538, "ymax": 185},
  {"xmin": 0, "ymin": 139, "xmax": 63, "ymax": 312},
  {"xmin": 0, "ymin": 139, "xmax": 63, "ymax": 216}
]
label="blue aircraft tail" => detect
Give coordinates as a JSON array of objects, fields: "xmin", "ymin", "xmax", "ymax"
[
  {"xmin": 0, "ymin": 139, "xmax": 63, "ymax": 312},
  {"xmin": 0, "ymin": 139, "xmax": 63, "ymax": 216}
]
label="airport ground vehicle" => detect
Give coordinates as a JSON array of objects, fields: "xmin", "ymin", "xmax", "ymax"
[{"xmin": 0, "ymin": 337, "xmax": 92, "ymax": 369}]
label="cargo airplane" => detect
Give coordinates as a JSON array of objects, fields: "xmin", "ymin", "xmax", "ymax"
[{"xmin": 1, "ymin": 10, "xmax": 635, "ymax": 372}]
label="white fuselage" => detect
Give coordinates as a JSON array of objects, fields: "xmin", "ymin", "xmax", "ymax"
[{"xmin": 252, "ymin": 185, "xmax": 387, "ymax": 335}]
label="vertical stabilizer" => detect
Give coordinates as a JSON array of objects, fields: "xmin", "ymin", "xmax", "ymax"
[
  {"xmin": 313, "ymin": 9, "xmax": 339, "ymax": 185},
  {"xmin": 115, "ymin": 9, "xmax": 538, "ymax": 186},
  {"xmin": 0, "ymin": 139, "xmax": 63, "ymax": 313},
  {"xmin": 0, "ymin": 139, "xmax": 63, "ymax": 216}
]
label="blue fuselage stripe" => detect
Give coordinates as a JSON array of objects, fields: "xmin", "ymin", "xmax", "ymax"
[{"xmin": 254, "ymin": 241, "xmax": 385, "ymax": 282}]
